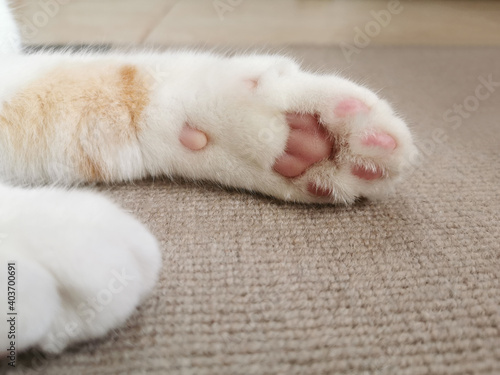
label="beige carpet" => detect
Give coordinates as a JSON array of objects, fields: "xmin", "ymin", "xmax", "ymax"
[{"xmin": 7, "ymin": 46, "xmax": 500, "ymax": 374}]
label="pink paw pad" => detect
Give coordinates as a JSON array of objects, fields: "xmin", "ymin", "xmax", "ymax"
[
  {"xmin": 179, "ymin": 124, "xmax": 208, "ymax": 151},
  {"xmin": 273, "ymin": 113, "xmax": 333, "ymax": 178},
  {"xmin": 361, "ymin": 132, "xmax": 397, "ymax": 150},
  {"xmin": 307, "ymin": 182, "xmax": 332, "ymax": 197},
  {"xmin": 351, "ymin": 165, "xmax": 383, "ymax": 181},
  {"xmin": 334, "ymin": 98, "xmax": 370, "ymax": 117}
]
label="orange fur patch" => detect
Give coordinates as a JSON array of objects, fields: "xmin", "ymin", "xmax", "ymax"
[
  {"xmin": 119, "ymin": 65, "xmax": 149, "ymax": 132},
  {"xmin": 0, "ymin": 63, "xmax": 150, "ymax": 182}
]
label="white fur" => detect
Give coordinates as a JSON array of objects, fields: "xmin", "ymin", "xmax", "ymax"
[
  {"xmin": 0, "ymin": 0, "xmax": 20, "ymax": 54},
  {"xmin": 0, "ymin": 2, "xmax": 161, "ymax": 356},
  {"xmin": 0, "ymin": 51, "xmax": 416, "ymax": 202},
  {"xmin": 0, "ymin": 0, "xmax": 416, "ymax": 356},
  {"xmin": 0, "ymin": 184, "xmax": 161, "ymax": 353}
]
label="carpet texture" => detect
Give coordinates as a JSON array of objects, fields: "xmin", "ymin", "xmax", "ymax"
[{"xmin": 7, "ymin": 46, "xmax": 500, "ymax": 375}]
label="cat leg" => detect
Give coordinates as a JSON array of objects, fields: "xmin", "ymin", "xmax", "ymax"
[
  {"xmin": 141, "ymin": 53, "xmax": 417, "ymax": 203},
  {"xmin": 0, "ymin": 52, "xmax": 415, "ymax": 203},
  {"xmin": 0, "ymin": 184, "xmax": 161, "ymax": 353}
]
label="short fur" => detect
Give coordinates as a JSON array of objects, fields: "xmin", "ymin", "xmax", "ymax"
[{"xmin": 0, "ymin": 0, "xmax": 415, "ymax": 354}]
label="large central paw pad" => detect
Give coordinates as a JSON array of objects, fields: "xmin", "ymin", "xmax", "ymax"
[
  {"xmin": 272, "ymin": 113, "xmax": 333, "ymax": 178},
  {"xmin": 273, "ymin": 97, "xmax": 407, "ymax": 200}
]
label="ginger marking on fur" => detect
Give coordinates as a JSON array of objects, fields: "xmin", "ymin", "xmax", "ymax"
[{"xmin": 118, "ymin": 65, "xmax": 149, "ymax": 134}]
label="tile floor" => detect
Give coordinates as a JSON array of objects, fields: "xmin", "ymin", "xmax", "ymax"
[{"xmin": 11, "ymin": 0, "xmax": 500, "ymax": 46}]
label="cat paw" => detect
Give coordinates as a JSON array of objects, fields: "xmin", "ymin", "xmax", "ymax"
[
  {"xmin": 271, "ymin": 95, "xmax": 415, "ymax": 203},
  {"xmin": 0, "ymin": 186, "xmax": 161, "ymax": 353},
  {"xmin": 180, "ymin": 56, "xmax": 416, "ymax": 204}
]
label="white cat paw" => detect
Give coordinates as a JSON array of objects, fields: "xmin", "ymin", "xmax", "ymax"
[
  {"xmin": 271, "ymin": 94, "xmax": 416, "ymax": 204},
  {"xmin": 0, "ymin": 186, "xmax": 161, "ymax": 354},
  {"xmin": 184, "ymin": 57, "xmax": 417, "ymax": 204}
]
